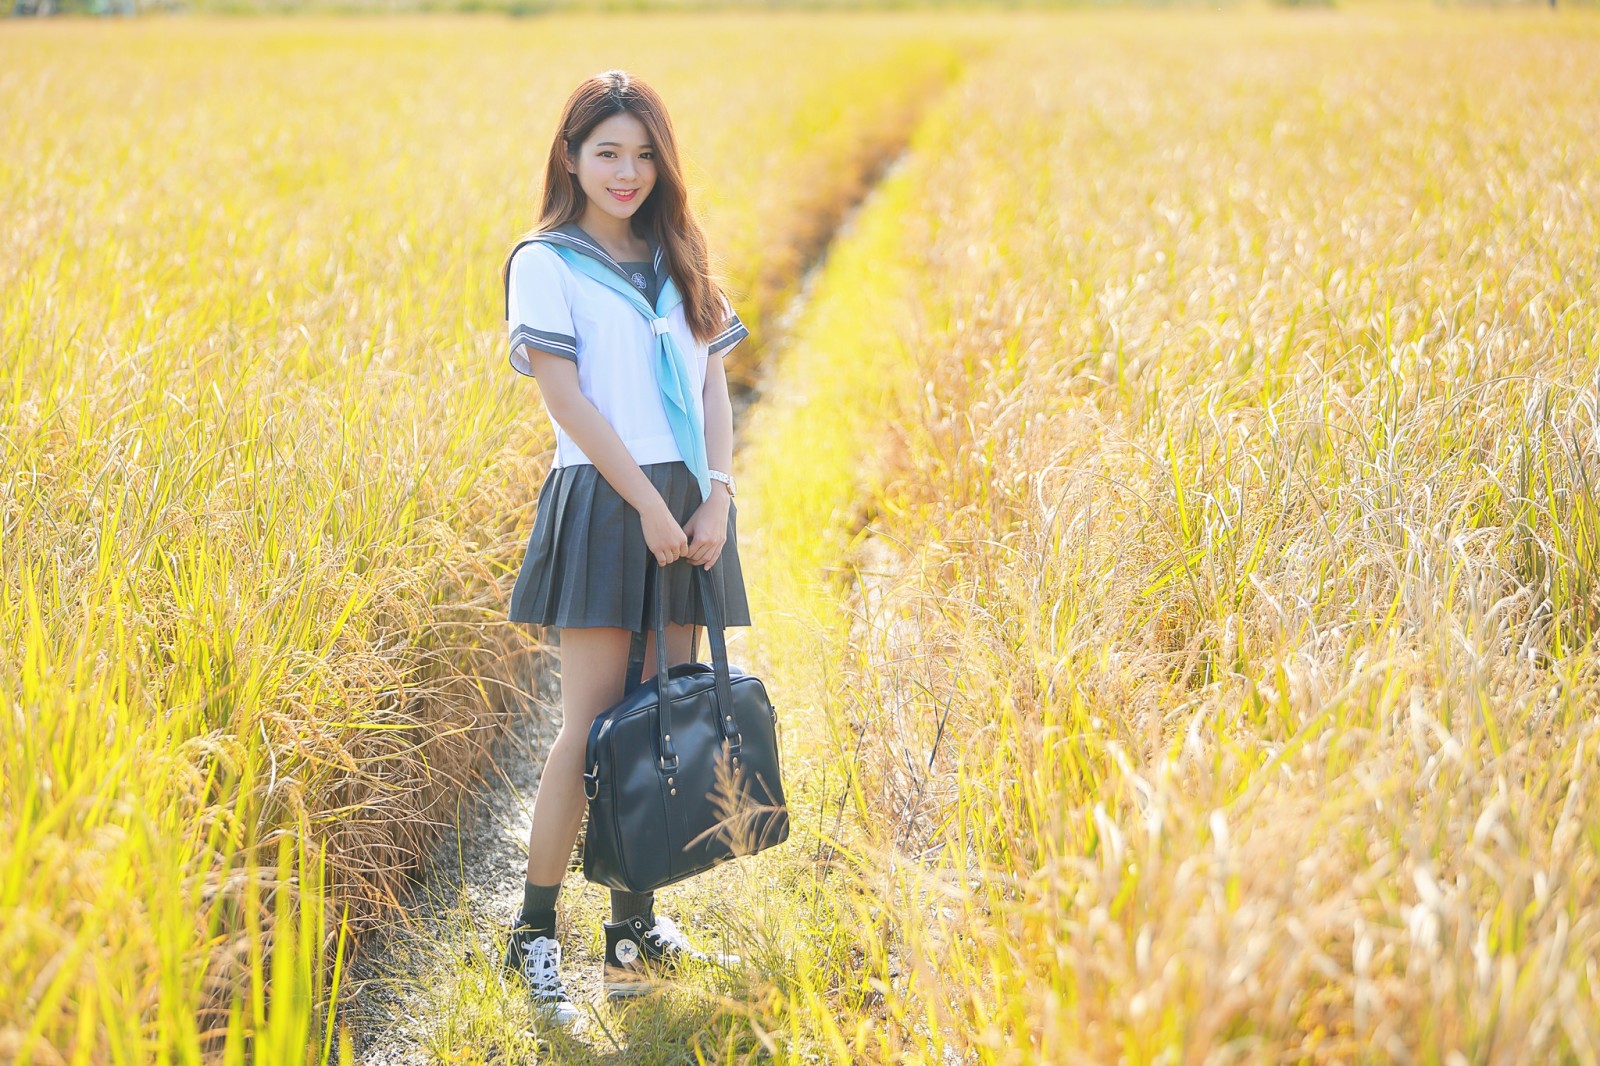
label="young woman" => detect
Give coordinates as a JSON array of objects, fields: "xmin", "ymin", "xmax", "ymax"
[{"xmin": 498, "ymin": 69, "xmax": 753, "ymax": 1026}]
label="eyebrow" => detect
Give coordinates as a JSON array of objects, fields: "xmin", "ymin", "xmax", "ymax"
[{"xmin": 595, "ymin": 141, "xmax": 653, "ymax": 148}]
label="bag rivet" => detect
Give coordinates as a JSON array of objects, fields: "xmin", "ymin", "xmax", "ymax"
[
  {"xmin": 725, "ymin": 716, "xmax": 732, "ymax": 724},
  {"xmin": 668, "ymin": 777, "xmax": 675, "ymax": 785},
  {"xmin": 665, "ymin": 734, "xmax": 671, "ymax": 741},
  {"xmin": 670, "ymin": 788, "xmax": 677, "ymax": 796}
]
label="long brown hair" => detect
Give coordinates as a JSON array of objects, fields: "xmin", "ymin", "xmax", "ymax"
[{"xmin": 507, "ymin": 69, "xmax": 729, "ymax": 346}]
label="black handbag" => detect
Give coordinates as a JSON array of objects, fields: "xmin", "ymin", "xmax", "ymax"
[{"xmin": 580, "ymin": 556, "xmax": 790, "ymax": 893}]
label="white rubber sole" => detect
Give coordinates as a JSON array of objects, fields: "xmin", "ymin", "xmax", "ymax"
[
  {"xmin": 603, "ymin": 967, "xmax": 663, "ymax": 998},
  {"xmin": 604, "ymin": 983, "xmax": 657, "ymax": 999},
  {"xmin": 532, "ymin": 1000, "xmax": 583, "ymax": 1027}
]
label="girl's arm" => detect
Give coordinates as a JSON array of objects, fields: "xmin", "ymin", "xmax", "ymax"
[
  {"xmin": 523, "ymin": 348, "xmax": 671, "ymax": 517},
  {"xmin": 700, "ymin": 346, "xmax": 734, "ymax": 505},
  {"xmin": 679, "ymin": 345, "xmax": 734, "ymax": 570}
]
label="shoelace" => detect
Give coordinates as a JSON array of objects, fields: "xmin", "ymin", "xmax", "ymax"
[
  {"xmin": 518, "ymin": 934, "xmax": 572, "ymax": 1001},
  {"xmin": 646, "ymin": 916, "xmax": 703, "ymax": 959}
]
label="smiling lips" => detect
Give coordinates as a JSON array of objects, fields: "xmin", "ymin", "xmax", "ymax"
[{"xmin": 609, "ymin": 188, "xmax": 639, "ymax": 202}]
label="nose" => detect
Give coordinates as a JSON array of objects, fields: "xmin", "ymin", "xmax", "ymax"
[{"xmin": 617, "ymin": 157, "xmax": 636, "ymax": 179}]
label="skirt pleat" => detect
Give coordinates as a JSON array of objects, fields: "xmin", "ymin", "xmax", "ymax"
[
  {"xmin": 619, "ymin": 480, "xmax": 649, "ymax": 632},
  {"xmin": 508, "ymin": 460, "xmax": 753, "ymax": 632}
]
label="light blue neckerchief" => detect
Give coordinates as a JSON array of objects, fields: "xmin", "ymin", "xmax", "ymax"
[{"xmin": 548, "ymin": 245, "xmax": 710, "ymax": 503}]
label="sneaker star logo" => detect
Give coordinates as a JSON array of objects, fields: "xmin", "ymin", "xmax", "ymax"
[{"xmin": 615, "ymin": 940, "xmax": 640, "ymax": 966}]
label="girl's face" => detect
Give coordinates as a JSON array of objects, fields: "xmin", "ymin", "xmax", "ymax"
[{"xmin": 566, "ymin": 111, "xmax": 657, "ymax": 225}]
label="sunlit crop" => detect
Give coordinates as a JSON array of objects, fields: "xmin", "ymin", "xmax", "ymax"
[
  {"xmin": 739, "ymin": 11, "xmax": 1600, "ymax": 1061},
  {"xmin": 0, "ymin": 14, "xmax": 967, "ymax": 1057},
  {"xmin": 9, "ymin": 7, "xmax": 1599, "ymax": 1062}
]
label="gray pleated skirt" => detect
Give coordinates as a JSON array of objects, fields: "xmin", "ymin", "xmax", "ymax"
[{"xmin": 508, "ymin": 460, "xmax": 753, "ymax": 632}]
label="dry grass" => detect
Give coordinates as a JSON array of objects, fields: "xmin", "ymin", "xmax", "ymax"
[
  {"xmin": 0, "ymin": 14, "xmax": 974, "ymax": 1058},
  {"xmin": 736, "ymin": 10, "xmax": 1600, "ymax": 1062},
  {"xmin": 10, "ymin": 7, "xmax": 1600, "ymax": 1062}
]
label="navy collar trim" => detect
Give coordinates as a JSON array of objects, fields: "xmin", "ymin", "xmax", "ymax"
[
  {"xmin": 503, "ymin": 221, "xmax": 667, "ymax": 319},
  {"xmin": 547, "ymin": 221, "xmax": 664, "ymax": 285}
]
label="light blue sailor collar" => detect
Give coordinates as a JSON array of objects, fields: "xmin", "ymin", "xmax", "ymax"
[
  {"xmin": 541, "ymin": 220, "xmax": 666, "ymax": 289},
  {"xmin": 500, "ymin": 221, "xmax": 665, "ymax": 322},
  {"xmin": 515, "ymin": 221, "xmax": 712, "ymax": 502}
]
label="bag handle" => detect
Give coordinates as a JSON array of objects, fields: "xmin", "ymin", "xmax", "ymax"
[
  {"xmin": 690, "ymin": 560, "xmax": 741, "ymax": 752},
  {"xmin": 623, "ymin": 553, "xmax": 717, "ymax": 695},
  {"xmin": 625, "ymin": 555, "xmax": 696, "ymax": 698},
  {"xmin": 622, "ymin": 556, "xmax": 741, "ymax": 775}
]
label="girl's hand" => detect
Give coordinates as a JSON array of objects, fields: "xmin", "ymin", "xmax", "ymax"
[
  {"xmin": 642, "ymin": 500, "xmax": 690, "ymax": 567},
  {"xmin": 682, "ymin": 492, "xmax": 731, "ymax": 570}
]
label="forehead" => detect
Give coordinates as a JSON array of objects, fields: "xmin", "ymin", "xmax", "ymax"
[{"xmin": 584, "ymin": 111, "xmax": 651, "ymax": 148}]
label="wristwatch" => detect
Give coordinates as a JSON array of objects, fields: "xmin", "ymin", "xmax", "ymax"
[{"xmin": 708, "ymin": 469, "xmax": 736, "ymax": 497}]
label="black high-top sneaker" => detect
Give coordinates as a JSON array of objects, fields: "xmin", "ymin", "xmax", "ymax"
[
  {"xmin": 601, "ymin": 913, "xmax": 741, "ymax": 999},
  {"xmin": 503, "ymin": 918, "xmax": 582, "ymax": 1027}
]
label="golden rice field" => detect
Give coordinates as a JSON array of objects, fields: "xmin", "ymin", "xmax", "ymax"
[
  {"xmin": 738, "ymin": 10, "xmax": 1600, "ymax": 1062},
  {"xmin": 0, "ymin": 13, "xmax": 973, "ymax": 1060},
  {"xmin": 5, "ymin": 7, "xmax": 1600, "ymax": 1064}
]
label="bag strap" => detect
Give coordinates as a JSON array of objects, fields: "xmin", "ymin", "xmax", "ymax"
[
  {"xmin": 625, "ymin": 612, "xmax": 648, "ymax": 697},
  {"xmin": 619, "ymin": 555, "xmax": 742, "ymax": 770},
  {"xmin": 696, "ymin": 560, "xmax": 741, "ymax": 753},
  {"xmin": 622, "ymin": 555, "xmax": 708, "ymax": 695}
]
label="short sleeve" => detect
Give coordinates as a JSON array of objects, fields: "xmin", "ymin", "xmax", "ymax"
[
  {"xmin": 505, "ymin": 242, "xmax": 577, "ymax": 375},
  {"xmin": 708, "ymin": 292, "xmax": 749, "ymax": 358}
]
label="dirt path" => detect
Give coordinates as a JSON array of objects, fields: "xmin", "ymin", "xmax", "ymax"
[
  {"xmin": 340, "ymin": 148, "xmax": 915, "ymax": 1064},
  {"xmin": 343, "ymin": 664, "xmax": 563, "ymax": 1063}
]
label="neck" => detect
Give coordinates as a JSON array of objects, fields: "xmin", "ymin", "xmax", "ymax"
[{"xmin": 575, "ymin": 208, "xmax": 639, "ymax": 254}]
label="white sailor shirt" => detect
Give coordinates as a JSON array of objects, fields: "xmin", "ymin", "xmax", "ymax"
[{"xmin": 503, "ymin": 221, "xmax": 749, "ymax": 470}]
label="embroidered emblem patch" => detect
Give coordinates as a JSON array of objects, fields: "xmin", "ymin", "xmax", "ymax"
[
  {"xmin": 630, "ymin": 272, "xmax": 648, "ymax": 291},
  {"xmin": 615, "ymin": 939, "xmax": 640, "ymax": 965}
]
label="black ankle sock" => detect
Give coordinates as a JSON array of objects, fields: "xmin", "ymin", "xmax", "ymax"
[
  {"xmin": 610, "ymin": 888, "xmax": 655, "ymax": 925},
  {"xmin": 518, "ymin": 878, "xmax": 561, "ymax": 938}
]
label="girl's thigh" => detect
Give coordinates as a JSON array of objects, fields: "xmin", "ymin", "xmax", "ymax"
[
  {"xmin": 558, "ymin": 622, "xmax": 697, "ymax": 725},
  {"xmin": 641, "ymin": 622, "xmax": 696, "ymax": 675},
  {"xmin": 557, "ymin": 626, "xmax": 633, "ymax": 730}
]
